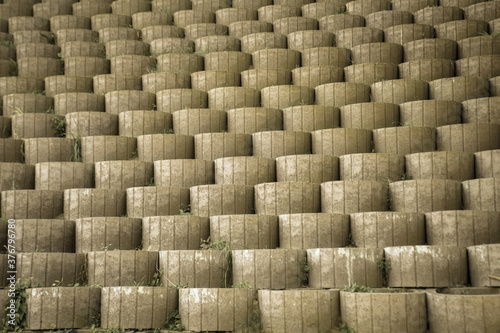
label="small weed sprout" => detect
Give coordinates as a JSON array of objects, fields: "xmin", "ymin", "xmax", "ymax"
[
  {"xmin": 339, "ymin": 321, "xmax": 355, "ymax": 333},
  {"xmin": 377, "ymin": 258, "xmax": 392, "ymax": 287},
  {"xmin": 232, "ymin": 281, "xmax": 253, "ymax": 289},
  {"xmin": 342, "ymin": 283, "xmax": 372, "ymax": 293},
  {"xmin": 51, "ymin": 116, "xmax": 66, "ymax": 138},
  {"xmin": 200, "ymin": 237, "xmax": 232, "ymax": 288},
  {"xmin": 165, "ymin": 310, "xmax": 184, "ymax": 331}
]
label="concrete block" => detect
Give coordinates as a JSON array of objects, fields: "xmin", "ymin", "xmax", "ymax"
[
  {"xmin": 254, "ymin": 182, "xmax": 320, "ymax": 215},
  {"xmin": 321, "ymin": 180, "xmax": 388, "ymax": 214},
  {"xmin": 340, "ymin": 153, "xmax": 404, "ymax": 182},
  {"xmin": 126, "ymin": 186, "xmax": 190, "ymax": 218}
]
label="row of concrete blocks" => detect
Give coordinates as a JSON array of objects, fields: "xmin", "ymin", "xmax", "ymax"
[
  {"xmin": 3, "ymin": 285, "xmax": 499, "ymax": 332},
  {"xmin": 4, "ymin": 243, "xmax": 499, "ymax": 289},
  {"xmin": 5, "ymin": 208, "xmax": 500, "ymax": 250},
  {"xmin": 1, "ymin": 177, "xmax": 500, "ymax": 219}
]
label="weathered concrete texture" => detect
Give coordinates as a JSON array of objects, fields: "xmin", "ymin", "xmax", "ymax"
[
  {"xmin": 179, "ymin": 288, "xmax": 256, "ymax": 332},
  {"xmin": 426, "ymin": 288, "xmax": 500, "ymax": 333},
  {"xmin": 229, "ymin": 20, "xmax": 273, "ymax": 39},
  {"xmin": 142, "ymin": 72, "xmax": 191, "ymax": 93},
  {"xmin": 143, "ymin": 215, "xmax": 208, "ymax": 251},
  {"xmin": 321, "ymin": 180, "xmax": 388, "ymax": 214},
  {"xmin": 81, "ymin": 135, "xmax": 137, "ymax": 163},
  {"xmin": 340, "ymin": 290, "xmax": 427, "ymax": 333},
  {"xmin": 371, "ymin": 79, "xmax": 429, "ymax": 105},
  {"xmin": 65, "ymin": 111, "xmax": 118, "ymax": 137},
  {"xmin": 3, "ymin": 93, "xmax": 53, "ymax": 117},
  {"xmin": 389, "ymin": 179, "xmax": 462, "ymax": 213},
  {"xmin": 252, "ymin": 131, "xmax": 311, "ymax": 159},
  {"xmin": 54, "ymin": 92, "xmax": 105, "ymax": 115},
  {"xmin": 138, "ymin": 134, "xmax": 194, "ymax": 161},
  {"xmin": 9, "ymin": 17, "xmax": 49, "ymax": 34},
  {"xmin": 279, "ymin": 213, "xmax": 349, "ymax": 249},
  {"xmin": 154, "ymin": 159, "xmax": 213, "ymax": 187},
  {"xmin": 255, "ymin": 182, "xmax": 320, "ymax": 215},
  {"xmin": 210, "ymin": 214, "xmax": 278, "ymax": 250},
  {"xmin": 292, "ymin": 65, "xmax": 343, "ymax": 88},
  {"xmin": 490, "ymin": 76, "xmax": 500, "ymax": 97},
  {"xmin": 403, "ymin": 38, "xmax": 457, "ymax": 61},
  {"xmin": 159, "ymin": 250, "xmax": 229, "ymax": 288},
  {"xmin": 101, "ymin": 287, "xmax": 178, "ymax": 329},
  {"xmin": 437, "ymin": 123, "xmax": 500, "ymax": 153},
  {"xmin": 17, "ymin": 57, "xmax": 62, "ymax": 79},
  {"xmin": 1, "ymin": 189, "xmax": 63, "ymax": 219},
  {"xmin": 150, "ymin": 37, "xmax": 194, "ymax": 56},
  {"xmin": 336, "ymin": 27, "xmax": 384, "ymax": 49},
  {"xmin": 426, "ymin": 210, "xmax": 500, "ymax": 247},
  {"xmin": 241, "ymin": 32, "xmax": 286, "ymax": 54},
  {"xmin": 257, "ymin": 4, "xmax": 300, "ymax": 22},
  {"xmin": 384, "ymin": 24, "xmax": 435, "ymax": 45},
  {"xmin": 64, "ymin": 56, "xmax": 110, "ymax": 78},
  {"xmin": 194, "ymin": 35, "xmax": 240, "ymax": 53},
  {"xmin": 112, "ymin": 0, "xmax": 151, "ymax": 16},
  {"xmin": 384, "ymin": 245, "xmax": 468, "ymax": 287},
  {"xmin": 24, "ymin": 137, "xmax": 74, "ymax": 164},
  {"xmin": 227, "ymin": 107, "xmax": 282, "ymax": 134},
  {"xmin": 15, "ymin": 219, "xmax": 75, "ymax": 252},
  {"xmin": 302, "ymin": 2, "xmax": 345, "ymax": 20},
  {"xmin": 399, "ymin": 59, "xmax": 455, "ymax": 82},
  {"xmin": 259, "ymin": 289, "xmax": 340, "ymax": 333},
  {"xmin": 214, "ymin": 156, "xmax": 275, "ymax": 186},
  {"xmin": 141, "ymin": 25, "xmax": 185, "ymax": 43},
  {"xmin": 462, "ymin": 97, "xmax": 500, "ymax": 125},
  {"xmin": 315, "ymin": 82, "xmax": 371, "ymax": 108},
  {"xmin": 456, "ymin": 55, "xmax": 500, "ymax": 79},
  {"xmin": 126, "ymin": 186, "xmax": 189, "ymax": 218},
  {"xmin": 435, "ymin": 19, "xmax": 490, "ymax": 41},
  {"xmin": 118, "ymin": 110, "xmax": 172, "ymax": 137},
  {"xmin": 273, "ymin": 16, "xmax": 318, "ymax": 36},
  {"xmin": 276, "ymin": 154, "xmax": 339, "ymax": 183},
  {"xmin": 339, "ymin": 153, "xmax": 404, "ymax": 182},
  {"xmin": 216, "ymin": 9, "xmax": 256, "ymax": 29},
  {"xmin": 399, "ymin": 100, "xmax": 462, "ymax": 128},
  {"xmin": 204, "ymin": 51, "xmax": 251, "ymax": 73},
  {"xmin": 76, "ymin": 217, "xmax": 142, "ymax": 253},
  {"xmin": 195, "ymin": 132, "xmax": 252, "ymax": 160},
  {"xmin": 105, "ymin": 39, "xmax": 149, "ymax": 57},
  {"xmin": 287, "ymin": 30, "xmax": 333, "ymax": 51},
  {"xmin": 26, "ymin": 287, "xmax": 100, "ymax": 330},
  {"xmin": 87, "ymin": 250, "xmax": 158, "ymax": 286},
  {"xmin": 12, "ymin": 113, "xmax": 61, "ymax": 139},
  {"xmin": 56, "ymin": 29, "xmax": 100, "ymax": 46},
  {"xmin": 345, "ymin": 63, "xmax": 398, "ymax": 85},
  {"xmin": 0, "ymin": 138, "xmax": 24, "ymax": 163},
  {"xmin": 232, "ymin": 249, "xmax": 306, "ymax": 289},
  {"xmin": 340, "ymin": 102, "xmax": 399, "ymax": 130},
  {"xmin": 475, "ymin": 150, "xmax": 500, "ymax": 178},
  {"xmin": 92, "ymin": 74, "xmax": 141, "ymax": 96},
  {"xmin": 110, "ymin": 55, "xmax": 155, "ymax": 76},
  {"xmin": 64, "ymin": 188, "xmax": 126, "ymax": 220},
  {"xmin": 105, "ymin": 90, "xmax": 156, "ymax": 115},
  {"xmin": 172, "ymin": 108, "xmax": 226, "ymax": 135},
  {"xmin": 307, "ymin": 248, "xmax": 384, "ymax": 288},
  {"xmin": 351, "ymin": 212, "xmax": 425, "ymax": 248},
  {"xmin": 429, "ymin": 75, "xmax": 490, "ymax": 103},
  {"xmin": 0, "ymin": 77, "xmax": 44, "ymax": 102},
  {"xmin": 312, "ymin": 128, "xmax": 372, "ymax": 157},
  {"xmin": 241, "ymin": 68, "xmax": 291, "ymax": 91},
  {"xmin": 261, "ymin": 85, "xmax": 314, "ymax": 110},
  {"xmin": 90, "ymin": 13, "xmax": 131, "ymax": 30},
  {"xmin": 0, "ymin": 162, "xmax": 34, "ymax": 191},
  {"xmin": 301, "ymin": 46, "xmax": 351, "ymax": 68},
  {"xmin": 414, "ymin": 5, "xmax": 463, "ymax": 26},
  {"xmin": 282, "ymin": 105, "xmax": 339, "ymax": 132},
  {"xmin": 72, "ymin": 1, "xmax": 111, "ymax": 18},
  {"xmin": 373, "ymin": 126, "xmax": 436, "ymax": 155},
  {"xmin": 95, "ymin": 160, "xmax": 153, "ymax": 191},
  {"xmin": 464, "ymin": 0, "xmax": 500, "ymax": 21},
  {"xmin": 405, "ymin": 151, "xmax": 474, "ymax": 181},
  {"xmin": 468, "ymin": 244, "xmax": 500, "ymax": 287},
  {"xmin": 458, "ymin": 36, "xmax": 500, "ymax": 58},
  {"xmin": 152, "ymin": 0, "xmax": 192, "ymax": 12},
  {"xmin": 252, "ymin": 48, "xmax": 300, "ymax": 71},
  {"xmin": 16, "ymin": 252, "xmax": 86, "ymax": 286},
  {"xmin": 0, "ymin": 116, "xmax": 10, "ymax": 138},
  {"xmin": 190, "ymin": 184, "xmax": 254, "ymax": 217},
  {"xmin": 156, "ymin": 89, "xmax": 208, "ymax": 113},
  {"xmin": 350, "ymin": 42, "xmax": 403, "ymax": 65}
]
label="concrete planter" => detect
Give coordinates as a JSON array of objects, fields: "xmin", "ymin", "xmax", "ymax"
[
  {"xmin": 279, "ymin": 213, "xmax": 349, "ymax": 249},
  {"xmin": 273, "ymin": 16, "xmax": 318, "ymax": 36},
  {"xmin": 16, "ymin": 252, "xmax": 86, "ymax": 286},
  {"xmin": 95, "ymin": 160, "xmax": 153, "ymax": 191},
  {"xmin": 318, "ymin": 14, "xmax": 365, "ymax": 34},
  {"xmin": 414, "ymin": 5, "xmax": 463, "ymax": 26},
  {"xmin": 55, "ymin": 28, "xmax": 99, "ymax": 45},
  {"xmin": 351, "ymin": 43, "xmax": 403, "ymax": 65},
  {"xmin": 12, "ymin": 30, "xmax": 51, "ymax": 45},
  {"xmin": 24, "ymin": 138, "xmax": 74, "ymax": 164},
  {"xmin": 436, "ymin": 124, "xmax": 500, "ymax": 153},
  {"xmin": 464, "ymin": 1, "xmax": 500, "ymax": 21},
  {"xmin": 214, "ymin": 156, "xmax": 275, "ymax": 185},
  {"xmin": 8, "ymin": 16, "xmax": 49, "ymax": 33},
  {"xmin": 98, "ymin": 27, "xmax": 140, "ymax": 43},
  {"xmin": 190, "ymin": 70, "xmax": 240, "ymax": 92},
  {"xmin": 64, "ymin": 188, "xmax": 126, "ymax": 220},
  {"xmin": 142, "ymin": 215, "xmax": 209, "ymax": 251},
  {"xmin": 66, "ymin": 111, "xmax": 118, "ymax": 137},
  {"xmin": 252, "ymin": 131, "xmax": 311, "ymax": 159},
  {"xmin": 373, "ymin": 126, "xmax": 436, "ymax": 155},
  {"xmin": 91, "ymin": 13, "xmax": 131, "ymax": 30},
  {"xmin": 3, "ymin": 93, "xmax": 53, "ymax": 117},
  {"xmin": 154, "ymin": 159, "xmax": 213, "ymax": 187},
  {"xmin": 192, "ymin": 0, "xmax": 231, "ymax": 12},
  {"xmin": 257, "ymin": 5, "xmax": 301, "ymax": 23},
  {"xmin": 311, "ymin": 128, "xmax": 372, "ymax": 157},
  {"xmin": 228, "ymin": 20, "xmax": 272, "ymax": 39},
  {"xmin": 87, "ymin": 250, "xmax": 158, "ymax": 286},
  {"xmin": 138, "ymin": 134, "xmax": 194, "ymax": 161},
  {"xmin": 227, "ymin": 107, "xmax": 283, "ymax": 134},
  {"xmin": 156, "ymin": 89, "xmax": 207, "ymax": 113},
  {"xmin": 185, "ymin": 23, "xmax": 228, "ymax": 41},
  {"xmin": 16, "ymin": 43, "xmax": 59, "ymax": 59},
  {"xmin": 392, "ymin": 0, "xmax": 437, "ymax": 12},
  {"xmin": 0, "ymin": 139, "xmax": 23, "ymax": 163},
  {"xmin": 150, "ymin": 37, "xmax": 194, "ymax": 56},
  {"xmin": 302, "ymin": 2, "xmax": 345, "ymax": 19},
  {"xmin": 1, "ymin": 190, "xmax": 63, "ymax": 219},
  {"xmin": 173, "ymin": 10, "xmax": 214, "ymax": 28},
  {"xmin": 339, "ymin": 153, "xmax": 404, "ymax": 182},
  {"xmin": 159, "ymin": 250, "xmax": 229, "ymax": 288},
  {"xmin": 126, "ymin": 186, "xmax": 190, "ymax": 218},
  {"xmin": 458, "ymin": 35, "xmax": 500, "ymax": 58},
  {"xmin": 405, "ymin": 151, "xmax": 474, "ymax": 181},
  {"xmin": 15, "ymin": 219, "xmax": 74, "ymax": 253},
  {"xmin": 371, "ymin": 79, "xmax": 429, "ymax": 104},
  {"xmin": 282, "ymin": 105, "xmax": 339, "ymax": 132},
  {"xmin": 346, "ymin": 61, "xmax": 399, "ymax": 86},
  {"xmin": 26, "ymin": 287, "xmax": 100, "ymax": 330},
  {"xmin": 241, "ymin": 69, "xmax": 291, "ymax": 91},
  {"xmin": 307, "ymin": 248, "xmax": 384, "ymax": 288},
  {"xmin": 276, "ymin": 154, "xmax": 339, "ymax": 183},
  {"xmin": 340, "ymin": 290, "xmax": 427, "ymax": 333},
  {"xmin": 17, "ymin": 57, "xmax": 62, "ymax": 79},
  {"xmin": 240, "ymin": 32, "xmax": 287, "ymax": 53},
  {"xmin": 365, "ymin": 10, "xmax": 413, "ymax": 30},
  {"xmin": 33, "ymin": 0, "xmax": 73, "ymax": 20},
  {"xmin": 463, "ymin": 178, "xmax": 500, "ymax": 212},
  {"xmin": 232, "ymin": 249, "xmax": 306, "ymax": 289},
  {"xmin": 339, "ymin": 102, "xmax": 399, "ymax": 129},
  {"xmin": 208, "ymin": 86, "xmax": 260, "ymax": 111},
  {"xmin": 210, "ymin": 214, "xmax": 278, "ymax": 250},
  {"xmin": 142, "ymin": 72, "xmax": 191, "ymax": 93},
  {"xmin": 399, "ymin": 59, "xmax": 455, "ymax": 82},
  {"xmin": 0, "ymin": 162, "xmax": 34, "ymax": 191},
  {"xmin": 292, "ymin": 65, "xmax": 343, "ymax": 88},
  {"xmin": 141, "ymin": 25, "xmax": 184, "ymax": 43},
  {"xmin": 426, "ymin": 210, "xmax": 500, "ymax": 247},
  {"xmin": 390, "ymin": 179, "xmax": 462, "ymax": 213},
  {"xmin": 194, "ymin": 132, "xmax": 252, "ymax": 160},
  {"xmin": 462, "ymin": 97, "xmax": 500, "ymax": 125},
  {"xmin": 12, "ymin": 113, "xmax": 60, "ymax": 139},
  {"xmin": 259, "ymin": 289, "xmax": 340, "ymax": 333},
  {"xmin": 72, "ymin": 1, "xmax": 111, "ymax": 18},
  {"xmin": 254, "ymin": 182, "xmax": 320, "ymax": 215},
  {"xmin": 64, "ymin": 56, "xmax": 109, "ymax": 78},
  {"xmin": 315, "ymin": 82, "xmax": 371, "ymax": 107},
  {"xmin": 118, "ymin": 110, "xmax": 172, "ymax": 137},
  {"xmin": 190, "ymin": 184, "xmax": 254, "ymax": 217},
  {"xmin": 426, "ymin": 288, "xmax": 500, "ymax": 333},
  {"xmin": 152, "ymin": 0, "xmax": 192, "ymax": 12},
  {"xmin": 467, "ymin": 244, "xmax": 500, "ymax": 287},
  {"xmin": 111, "ymin": 0, "xmax": 151, "ymax": 16},
  {"xmin": 179, "ymin": 288, "xmax": 256, "ymax": 332},
  {"xmin": 50, "ymin": 15, "xmax": 91, "ymax": 32},
  {"xmin": 204, "ymin": 51, "xmax": 251, "ymax": 73},
  {"xmin": 252, "ymin": 49, "xmax": 300, "ymax": 71},
  {"xmin": 215, "ymin": 8, "xmax": 256, "ymax": 26},
  {"xmin": 81, "ymin": 135, "xmax": 137, "ymax": 163},
  {"xmin": 0, "ymin": 77, "xmax": 44, "ymax": 102},
  {"xmin": 399, "ymin": 100, "xmax": 461, "ymax": 127},
  {"xmin": 336, "ymin": 27, "xmax": 384, "ymax": 49},
  {"xmin": 105, "ymin": 90, "xmax": 156, "ymax": 115},
  {"xmin": 346, "ymin": 0, "xmax": 390, "ymax": 16},
  {"xmin": 321, "ymin": 180, "xmax": 388, "ymax": 214},
  {"xmin": 101, "ymin": 287, "xmax": 178, "ymax": 329},
  {"xmin": 435, "ymin": 19, "xmax": 489, "ymax": 41},
  {"xmin": 93, "ymin": 74, "xmax": 141, "ymax": 95},
  {"xmin": 110, "ymin": 55, "xmax": 155, "ymax": 76},
  {"xmin": 35, "ymin": 162, "xmax": 93, "ymax": 191},
  {"xmin": 404, "ymin": 38, "xmax": 457, "ymax": 61},
  {"xmin": 384, "ymin": 24, "xmax": 434, "ymax": 45},
  {"xmin": 44, "ymin": 75, "xmax": 93, "ymax": 97},
  {"xmin": 475, "ymin": 149, "xmax": 500, "ymax": 178},
  {"xmin": 351, "ymin": 212, "xmax": 425, "ymax": 248},
  {"xmin": 491, "ymin": 76, "xmax": 500, "ymax": 96},
  {"xmin": 384, "ymin": 245, "xmax": 468, "ymax": 287},
  {"xmin": 76, "ymin": 217, "xmax": 142, "ymax": 253},
  {"xmin": 456, "ymin": 55, "xmax": 500, "ymax": 79},
  {"xmin": 54, "ymin": 92, "xmax": 105, "ymax": 115}
]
